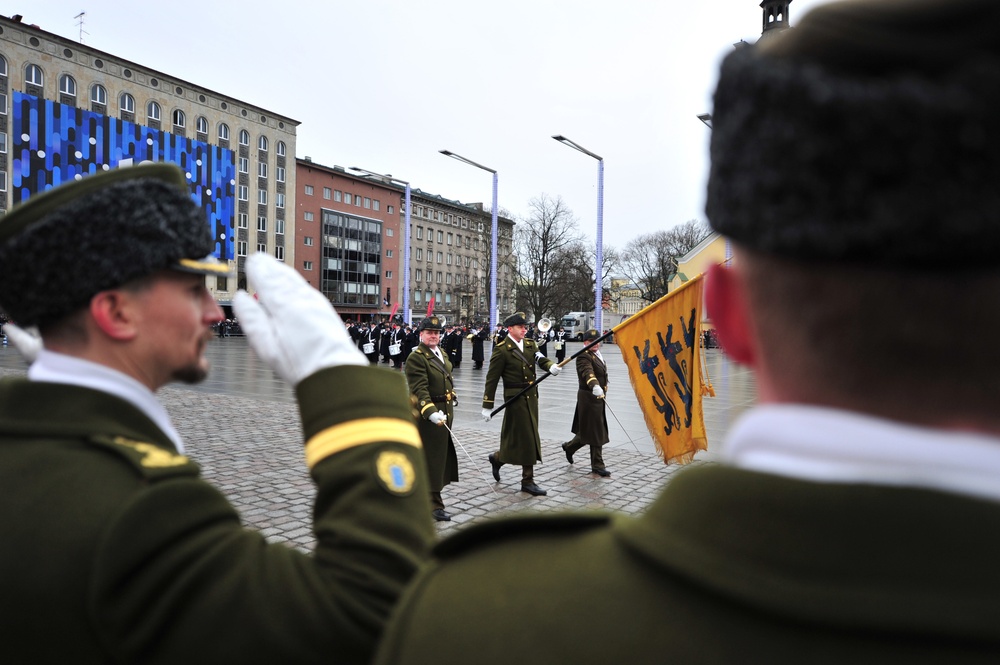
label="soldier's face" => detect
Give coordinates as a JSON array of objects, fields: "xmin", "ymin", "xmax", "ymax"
[
  {"xmin": 507, "ymin": 324, "xmax": 526, "ymax": 342},
  {"xmin": 128, "ymin": 271, "xmax": 223, "ymax": 389},
  {"xmin": 420, "ymin": 330, "xmax": 441, "ymax": 348}
]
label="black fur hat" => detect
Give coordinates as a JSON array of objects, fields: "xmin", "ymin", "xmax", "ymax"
[
  {"xmin": 0, "ymin": 163, "xmax": 231, "ymax": 327},
  {"xmin": 706, "ymin": 0, "xmax": 1000, "ymax": 268}
]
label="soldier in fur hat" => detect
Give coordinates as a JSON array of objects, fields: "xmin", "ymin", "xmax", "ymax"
[
  {"xmin": 0, "ymin": 163, "xmax": 432, "ymax": 663},
  {"xmin": 374, "ymin": 2, "xmax": 1000, "ymax": 662}
]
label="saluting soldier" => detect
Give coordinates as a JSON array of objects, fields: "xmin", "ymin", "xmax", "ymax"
[
  {"xmin": 405, "ymin": 316, "xmax": 460, "ymax": 521},
  {"xmin": 480, "ymin": 312, "xmax": 562, "ymax": 495},
  {"xmin": 0, "ymin": 164, "xmax": 433, "ymax": 664},
  {"xmin": 561, "ymin": 329, "xmax": 611, "ymax": 476}
]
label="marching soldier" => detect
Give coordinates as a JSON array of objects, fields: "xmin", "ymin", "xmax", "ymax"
[
  {"xmin": 480, "ymin": 312, "xmax": 562, "ymax": 495},
  {"xmin": 562, "ymin": 329, "xmax": 611, "ymax": 476},
  {"xmin": 405, "ymin": 316, "xmax": 460, "ymax": 521}
]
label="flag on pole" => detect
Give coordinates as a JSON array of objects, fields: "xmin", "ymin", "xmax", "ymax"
[{"xmin": 613, "ymin": 274, "xmax": 707, "ymax": 465}]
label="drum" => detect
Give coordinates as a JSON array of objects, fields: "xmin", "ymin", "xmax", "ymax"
[
  {"xmin": 363, "ymin": 342, "xmax": 375, "ymax": 354},
  {"xmin": 389, "ymin": 343, "xmax": 402, "ymax": 356}
]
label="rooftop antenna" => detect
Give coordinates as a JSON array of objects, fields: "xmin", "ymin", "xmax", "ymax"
[{"xmin": 74, "ymin": 11, "xmax": 88, "ymax": 44}]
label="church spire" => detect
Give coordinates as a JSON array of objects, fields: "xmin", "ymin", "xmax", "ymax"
[{"xmin": 759, "ymin": 0, "xmax": 792, "ymax": 40}]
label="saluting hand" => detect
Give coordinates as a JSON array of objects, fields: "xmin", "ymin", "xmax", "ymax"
[{"xmin": 234, "ymin": 253, "xmax": 367, "ymax": 385}]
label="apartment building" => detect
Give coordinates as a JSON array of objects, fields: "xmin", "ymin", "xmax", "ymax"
[{"xmin": 0, "ymin": 14, "xmax": 298, "ymax": 309}]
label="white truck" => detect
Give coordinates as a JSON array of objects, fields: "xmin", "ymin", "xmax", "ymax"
[{"xmin": 560, "ymin": 311, "xmax": 595, "ymax": 340}]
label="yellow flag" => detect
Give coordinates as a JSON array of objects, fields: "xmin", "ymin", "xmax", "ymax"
[{"xmin": 613, "ymin": 274, "xmax": 707, "ymax": 465}]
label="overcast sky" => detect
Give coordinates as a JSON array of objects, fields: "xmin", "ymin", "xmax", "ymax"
[{"xmin": 22, "ymin": 0, "xmax": 828, "ymax": 250}]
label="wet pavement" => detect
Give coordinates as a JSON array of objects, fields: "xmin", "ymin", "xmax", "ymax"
[{"xmin": 0, "ymin": 336, "xmax": 757, "ymax": 547}]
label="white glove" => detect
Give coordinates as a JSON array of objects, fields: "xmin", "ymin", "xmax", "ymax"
[
  {"xmin": 4, "ymin": 323, "xmax": 42, "ymax": 364},
  {"xmin": 429, "ymin": 410, "xmax": 447, "ymax": 426},
  {"xmin": 233, "ymin": 253, "xmax": 367, "ymax": 386},
  {"xmin": 481, "ymin": 408, "xmax": 493, "ymax": 422},
  {"xmin": 548, "ymin": 363, "xmax": 562, "ymax": 376},
  {"xmin": 592, "ymin": 385, "xmax": 605, "ymax": 398}
]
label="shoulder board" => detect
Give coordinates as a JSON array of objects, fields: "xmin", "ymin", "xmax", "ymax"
[
  {"xmin": 432, "ymin": 512, "xmax": 609, "ymax": 559},
  {"xmin": 87, "ymin": 434, "xmax": 200, "ymax": 480}
]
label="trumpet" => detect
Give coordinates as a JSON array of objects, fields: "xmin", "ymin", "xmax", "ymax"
[{"xmin": 536, "ymin": 317, "xmax": 552, "ymax": 333}]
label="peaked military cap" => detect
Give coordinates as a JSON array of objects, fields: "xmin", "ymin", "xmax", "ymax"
[
  {"xmin": 582, "ymin": 328, "xmax": 601, "ymax": 342},
  {"xmin": 419, "ymin": 316, "xmax": 445, "ymax": 332},
  {"xmin": 706, "ymin": 0, "xmax": 1000, "ymax": 268},
  {"xmin": 504, "ymin": 312, "xmax": 528, "ymax": 327},
  {"xmin": 0, "ymin": 163, "xmax": 232, "ymax": 327}
]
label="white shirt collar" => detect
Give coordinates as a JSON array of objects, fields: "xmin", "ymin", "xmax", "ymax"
[
  {"xmin": 28, "ymin": 349, "xmax": 185, "ymax": 453},
  {"xmin": 721, "ymin": 404, "xmax": 1000, "ymax": 504}
]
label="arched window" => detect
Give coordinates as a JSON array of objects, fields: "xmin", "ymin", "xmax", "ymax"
[
  {"xmin": 0, "ymin": 56, "xmax": 7, "ymax": 76},
  {"xmin": 119, "ymin": 92, "xmax": 135, "ymax": 113},
  {"xmin": 147, "ymin": 100, "xmax": 161, "ymax": 121},
  {"xmin": 172, "ymin": 109, "xmax": 186, "ymax": 127},
  {"xmin": 239, "ymin": 129, "xmax": 250, "ymax": 146},
  {"xmin": 196, "ymin": 116, "xmax": 208, "ymax": 133},
  {"xmin": 258, "ymin": 135, "xmax": 268, "ymax": 152},
  {"xmin": 276, "ymin": 141, "xmax": 286, "ymax": 157},
  {"xmin": 59, "ymin": 74, "xmax": 77, "ymax": 97},
  {"xmin": 218, "ymin": 123, "xmax": 230, "ymax": 141},
  {"xmin": 25, "ymin": 63, "xmax": 43, "ymax": 86},
  {"xmin": 90, "ymin": 84, "xmax": 107, "ymax": 105}
]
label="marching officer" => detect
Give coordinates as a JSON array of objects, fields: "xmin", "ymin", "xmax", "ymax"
[
  {"xmin": 405, "ymin": 316, "xmax": 460, "ymax": 521},
  {"xmin": 481, "ymin": 312, "xmax": 562, "ymax": 495},
  {"xmin": 562, "ymin": 329, "xmax": 611, "ymax": 476}
]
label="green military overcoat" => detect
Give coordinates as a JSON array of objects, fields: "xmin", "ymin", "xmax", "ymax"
[
  {"xmin": 375, "ymin": 463, "xmax": 1000, "ymax": 664},
  {"xmin": 570, "ymin": 349, "xmax": 609, "ymax": 446},
  {"xmin": 481, "ymin": 336, "xmax": 556, "ymax": 466},
  {"xmin": 405, "ymin": 343, "xmax": 459, "ymax": 492},
  {"xmin": 0, "ymin": 366, "xmax": 433, "ymax": 665}
]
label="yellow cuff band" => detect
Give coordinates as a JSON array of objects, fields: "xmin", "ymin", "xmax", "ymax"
[{"xmin": 305, "ymin": 417, "xmax": 421, "ymax": 469}]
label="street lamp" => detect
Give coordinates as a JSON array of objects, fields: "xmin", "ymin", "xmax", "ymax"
[
  {"xmin": 439, "ymin": 150, "xmax": 499, "ymax": 330},
  {"xmin": 552, "ymin": 134, "xmax": 604, "ymax": 331},
  {"xmin": 349, "ymin": 166, "xmax": 412, "ymax": 324}
]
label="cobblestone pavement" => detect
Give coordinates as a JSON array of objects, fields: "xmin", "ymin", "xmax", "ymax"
[{"xmin": 0, "ymin": 337, "xmax": 757, "ymax": 549}]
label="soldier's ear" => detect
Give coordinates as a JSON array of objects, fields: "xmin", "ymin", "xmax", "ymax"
[
  {"xmin": 705, "ymin": 263, "xmax": 756, "ymax": 367},
  {"xmin": 89, "ymin": 289, "xmax": 140, "ymax": 342}
]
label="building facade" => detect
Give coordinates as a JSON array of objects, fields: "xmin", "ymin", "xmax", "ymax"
[
  {"xmin": 295, "ymin": 159, "xmax": 402, "ymax": 321},
  {"xmin": 0, "ymin": 14, "xmax": 299, "ymax": 309},
  {"xmin": 407, "ymin": 192, "xmax": 515, "ymax": 327}
]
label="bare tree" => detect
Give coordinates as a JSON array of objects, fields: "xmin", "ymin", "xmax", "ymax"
[
  {"xmin": 514, "ymin": 194, "xmax": 583, "ymax": 320},
  {"xmin": 620, "ymin": 220, "xmax": 711, "ymax": 303}
]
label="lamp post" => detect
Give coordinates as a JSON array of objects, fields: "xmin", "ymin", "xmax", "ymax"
[
  {"xmin": 552, "ymin": 135, "xmax": 604, "ymax": 331},
  {"xmin": 349, "ymin": 166, "xmax": 412, "ymax": 324},
  {"xmin": 439, "ymin": 150, "xmax": 499, "ymax": 330}
]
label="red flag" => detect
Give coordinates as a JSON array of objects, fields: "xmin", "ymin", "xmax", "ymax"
[
  {"xmin": 426, "ymin": 298, "xmax": 435, "ymax": 317},
  {"xmin": 390, "ymin": 302, "xmax": 400, "ymax": 321}
]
